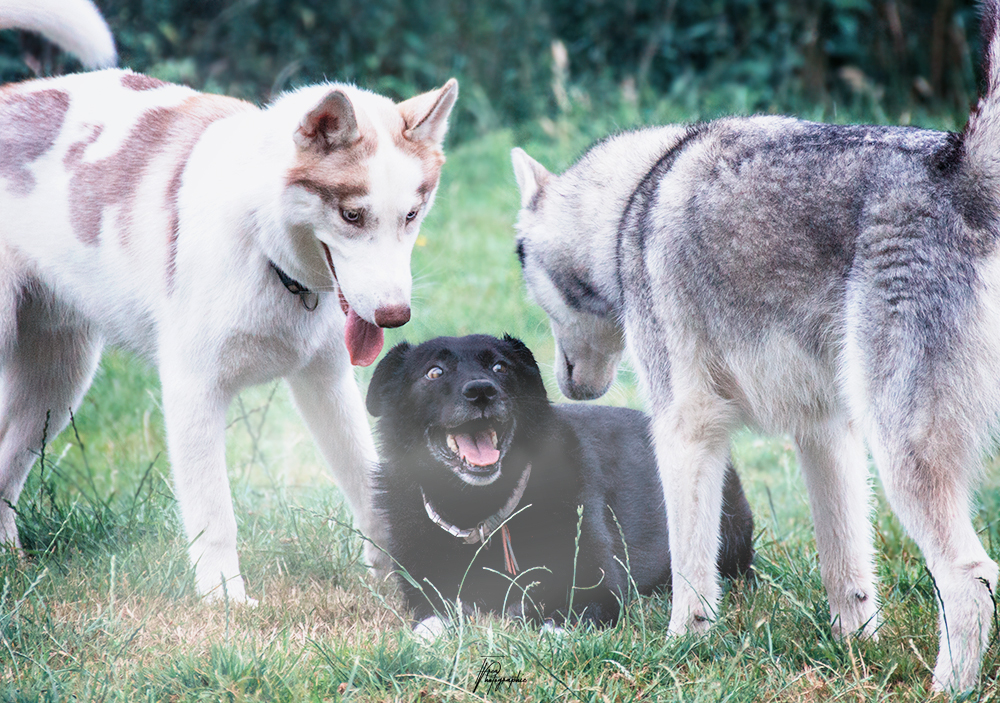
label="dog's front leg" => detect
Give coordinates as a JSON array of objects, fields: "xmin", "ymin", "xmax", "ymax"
[
  {"xmin": 286, "ymin": 349, "xmax": 388, "ymax": 579},
  {"xmin": 160, "ymin": 365, "xmax": 249, "ymax": 602},
  {"xmin": 651, "ymin": 389, "xmax": 736, "ymax": 636}
]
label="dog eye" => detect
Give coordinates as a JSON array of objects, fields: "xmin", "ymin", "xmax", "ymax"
[
  {"xmin": 341, "ymin": 208, "xmax": 362, "ymax": 224},
  {"xmin": 425, "ymin": 366, "xmax": 443, "ymax": 380},
  {"xmin": 405, "ymin": 208, "xmax": 419, "ymax": 222},
  {"xmin": 492, "ymin": 362, "xmax": 506, "ymax": 374}
]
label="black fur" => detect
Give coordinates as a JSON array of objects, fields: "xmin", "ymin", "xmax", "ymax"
[{"xmin": 367, "ymin": 334, "xmax": 755, "ymax": 627}]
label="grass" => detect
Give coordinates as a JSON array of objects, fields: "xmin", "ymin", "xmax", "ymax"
[{"xmin": 4, "ymin": 102, "xmax": 1000, "ymax": 701}]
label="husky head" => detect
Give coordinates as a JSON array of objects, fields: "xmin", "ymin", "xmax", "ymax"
[
  {"xmin": 510, "ymin": 147, "xmax": 624, "ymax": 401},
  {"xmin": 272, "ymin": 79, "xmax": 458, "ymax": 366}
]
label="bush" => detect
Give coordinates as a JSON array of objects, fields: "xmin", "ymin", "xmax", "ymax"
[{"xmin": 0, "ymin": 0, "xmax": 981, "ymax": 140}]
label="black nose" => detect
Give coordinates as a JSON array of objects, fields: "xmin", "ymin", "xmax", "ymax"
[{"xmin": 462, "ymin": 379, "xmax": 498, "ymax": 406}]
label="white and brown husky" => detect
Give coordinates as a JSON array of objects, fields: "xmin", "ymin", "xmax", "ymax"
[{"xmin": 0, "ymin": 0, "xmax": 457, "ymax": 602}]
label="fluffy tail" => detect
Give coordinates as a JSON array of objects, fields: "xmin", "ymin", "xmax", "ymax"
[
  {"xmin": 964, "ymin": 0, "xmax": 1000, "ymax": 174},
  {"xmin": 0, "ymin": 0, "xmax": 116, "ymax": 69}
]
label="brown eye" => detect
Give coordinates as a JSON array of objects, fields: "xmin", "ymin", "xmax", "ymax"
[
  {"xmin": 405, "ymin": 209, "xmax": 419, "ymax": 222},
  {"xmin": 341, "ymin": 208, "xmax": 361, "ymax": 224},
  {"xmin": 425, "ymin": 366, "xmax": 443, "ymax": 380},
  {"xmin": 492, "ymin": 362, "xmax": 506, "ymax": 374}
]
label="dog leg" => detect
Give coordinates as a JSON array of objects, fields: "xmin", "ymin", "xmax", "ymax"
[
  {"xmin": 795, "ymin": 417, "xmax": 879, "ymax": 639},
  {"xmin": 869, "ymin": 429, "xmax": 996, "ymax": 693},
  {"xmin": 158, "ymin": 360, "xmax": 251, "ymax": 603},
  {"xmin": 286, "ymin": 349, "xmax": 387, "ymax": 578},
  {"xmin": 0, "ymin": 290, "xmax": 101, "ymax": 549},
  {"xmin": 649, "ymin": 387, "xmax": 735, "ymax": 636}
]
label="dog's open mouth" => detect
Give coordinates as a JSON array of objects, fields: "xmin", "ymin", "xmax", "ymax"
[
  {"xmin": 322, "ymin": 242, "xmax": 384, "ymax": 367},
  {"xmin": 429, "ymin": 418, "xmax": 515, "ymax": 485}
]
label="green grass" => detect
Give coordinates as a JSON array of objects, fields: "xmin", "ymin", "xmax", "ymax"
[{"xmin": 4, "ymin": 106, "xmax": 1000, "ymax": 701}]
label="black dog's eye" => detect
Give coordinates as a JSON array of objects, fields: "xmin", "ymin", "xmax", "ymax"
[
  {"xmin": 492, "ymin": 362, "xmax": 506, "ymax": 374},
  {"xmin": 426, "ymin": 366, "xmax": 443, "ymax": 380}
]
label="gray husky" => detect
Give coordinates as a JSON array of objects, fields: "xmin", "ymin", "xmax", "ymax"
[{"xmin": 512, "ymin": 2, "xmax": 1000, "ymax": 693}]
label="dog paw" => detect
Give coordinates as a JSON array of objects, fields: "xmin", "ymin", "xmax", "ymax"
[
  {"xmin": 541, "ymin": 620, "xmax": 567, "ymax": 637},
  {"xmin": 363, "ymin": 541, "xmax": 394, "ymax": 582},
  {"xmin": 413, "ymin": 615, "xmax": 447, "ymax": 642},
  {"xmin": 199, "ymin": 575, "xmax": 256, "ymax": 606},
  {"xmin": 667, "ymin": 609, "xmax": 714, "ymax": 636}
]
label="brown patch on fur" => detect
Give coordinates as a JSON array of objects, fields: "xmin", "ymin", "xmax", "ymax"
[
  {"xmin": 121, "ymin": 73, "xmax": 168, "ymax": 92},
  {"xmin": 285, "ymin": 118, "xmax": 378, "ymax": 206},
  {"xmin": 393, "ymin": 128, "xmax": 446, "ymax": 199},
  {"xmin": 0, "ymin": 89, "xmax": 71, "ymax": 196},
  {"xmin": 285, "ymin": 100, "xmax": 446, "ymax": 214},
  {"xmin": 164, "ymin": 95, "xmax": 252, "ymax": 291},
  {"xmin": 64, "ymin": 94, "xmax": 251, "ymax": 292},
  {"xmin": 64, "ymin": 124, "xmax": 104, "ymax": 168},
  {"xmin": 289, "ymin": 178, "xmax": 368, "ymax": 203},
  {"xmin": 68, "ymin": 107, "xmax": 178, "ymax": 246}
]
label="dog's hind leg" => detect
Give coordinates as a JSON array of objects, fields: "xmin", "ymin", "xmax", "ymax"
[
  {"xmin": 845, "ymin": 251, "xmax": 1000, "ymax": 691},
  {"xmin": 795, "ymin": 416, "xmax": 879, "ymax": 639},
  {"xmin": 868, "ymin": 417, "xmax": 996, "ymax": 692},
  {"xmin": 286, "ymin": 348, "xmax": 387, "ymax": 579},
  {"xmin": 0, "ymin": 284, "xmax": 102, "ymax": 549}
]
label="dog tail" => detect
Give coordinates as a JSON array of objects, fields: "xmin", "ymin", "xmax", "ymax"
[
  {"xmin": 964, "ymin": 0, "xmax": 1000, "ymax": 174},
  {"xmin": 0, "ymin": 0, "xmax": 116, "ymax": 69}
]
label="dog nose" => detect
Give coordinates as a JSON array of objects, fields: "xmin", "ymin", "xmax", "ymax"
[
  {"xmin": 374, "ymin": 305, "xmax": 411, "ymax": 328},
  {"xmin": 462, "ymin": 379, "xmax": 498, "ymax": 405}
]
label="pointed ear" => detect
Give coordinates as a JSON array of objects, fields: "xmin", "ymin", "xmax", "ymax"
[
  {"xmin": 399, "ymin": 78, "xmax": 458, "ymax": 146},
  {"xmin": 295, "ymin": 90, "xmax": 360, "ymax": 153},
  {"xmin": 511, "ymin": 147, "xmax": 551, "ymax": 208},
  {"xmin": 366, "ymin": 342, "xmax": 413, "ymax": 417}
]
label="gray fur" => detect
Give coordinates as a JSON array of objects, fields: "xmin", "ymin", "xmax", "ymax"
[{"xmin": 511, "ymin": 1, "xmax": 1000, "ymax": 693}]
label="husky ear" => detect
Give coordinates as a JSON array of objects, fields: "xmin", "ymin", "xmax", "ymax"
[
  {"xmin": 295, "ymin": 90, "xmax": 360, "ymax": 153},
  {"xmin": 399, "ymin": 78, "xmax": 458, "ymax": 146},
  {"xmin": 511, "ymin": 148, "xmax": 551, "ymax": 208},
  {"xmin": 366, "ymin": 342, "xmax": 413, "ymax": 417}
]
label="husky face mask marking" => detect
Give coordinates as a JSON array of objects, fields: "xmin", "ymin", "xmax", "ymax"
[
  {"xmin": 271, "ymin": 80, "xmax": 457, "ymax": 366},
  {"xmin": 512, "ymin": 148, "xmax": 624, "ymax": 400}
]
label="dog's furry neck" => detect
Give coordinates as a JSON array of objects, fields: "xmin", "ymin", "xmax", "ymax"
[{"xmin": 539, "ymin": 127, "xmax": 692, "ymax": 312}]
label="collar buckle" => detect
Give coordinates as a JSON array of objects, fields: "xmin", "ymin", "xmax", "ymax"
[{"xmin": 270, "ymin": 261, "xmax": 319, "ymax": 311}]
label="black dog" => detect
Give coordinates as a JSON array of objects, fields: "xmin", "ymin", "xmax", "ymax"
[{"xmin": 367, "ymin": 334, "xmax": 754, "ymax": 631}]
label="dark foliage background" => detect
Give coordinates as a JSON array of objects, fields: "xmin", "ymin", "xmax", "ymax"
[{"xmin": 0, "ymin": 0, "xmax": 982, "ymax": 141}]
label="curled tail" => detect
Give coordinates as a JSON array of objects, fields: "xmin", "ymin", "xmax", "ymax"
[
  {"xmin": 963, "ymin": 0, "xmax": 1000, "ymax": 174},
  {"xmin": 0, "ymin": 0, "xmax": 116, "ymax": 70}
]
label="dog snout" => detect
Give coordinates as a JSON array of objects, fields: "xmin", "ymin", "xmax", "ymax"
[
  {"xmin": 462, "ymin": 379, "xmax": 498, "ymax": 407},
  {"xmin": 374, "ymin": 304, "xmax": 411, "ymax": 328}
]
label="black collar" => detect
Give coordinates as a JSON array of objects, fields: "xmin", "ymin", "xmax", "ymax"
[{"xmin": 270, "ymin": 261, "xmax": 318, "ymax": 311}]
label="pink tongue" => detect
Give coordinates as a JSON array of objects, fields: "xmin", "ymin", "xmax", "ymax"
[
  {"xmin": 454, "ymin": 430, "xmax": 500, "ymax": 467},
  {"xmin": 344, "ymin": 308, "xmax": 384, "ymax": 367}
]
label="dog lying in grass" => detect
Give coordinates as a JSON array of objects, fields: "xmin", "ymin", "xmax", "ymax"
[
  {"xmin": 366, "ymin": 334, "xmax": 754, "ymax": 637},
  {"xmin": 0, "ymin": 0, "xmax": 457, "ymax": 602}
]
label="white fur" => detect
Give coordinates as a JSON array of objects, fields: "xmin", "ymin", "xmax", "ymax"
[
  {"xmin": 0, "ymin": 13, "xmax": 457, "ymax": 602},
  {"xmin": 0, "ymin": 0, "xmax": 116, "ymax": 69}
]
